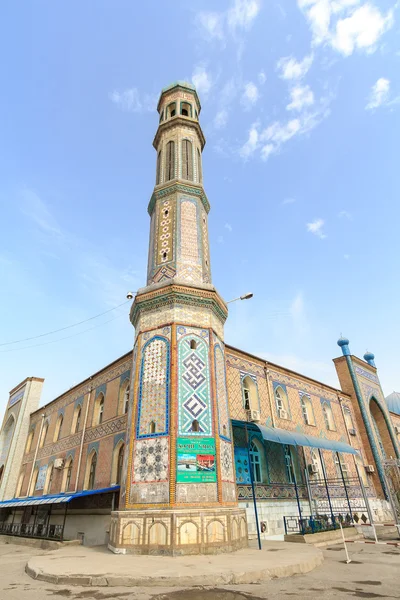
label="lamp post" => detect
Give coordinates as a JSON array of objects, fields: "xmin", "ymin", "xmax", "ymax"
[{"xmin": 226, "ymin": 293, "xmax": 254, "ymax": 304}]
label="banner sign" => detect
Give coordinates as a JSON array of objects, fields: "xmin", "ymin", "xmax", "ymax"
[
  {"xmin": 36, "ymin": 465, "xmax": 48, "ymax": 491},
  {"xmin": 234, "ymin": 447, "xmax": 251, "ymax": 484},
  {"xmin": 176, "ymin": 437, "xmax": 216, "ymax": 483}
]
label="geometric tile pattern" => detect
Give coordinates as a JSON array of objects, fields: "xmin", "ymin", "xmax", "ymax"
[
  {"xmin": 220, "ymin": 439, "xmax": 235, "ymax": 482},
  {"xmin": 214, "ymin": 343, "xmax": 230, "ymax": 440},
  {"xmin": 178, "ymin": 336, "xmax": 211, "ymax": 436},
  {"xmin": 137, "ymin": 336, "xmax": 169, "ymax": 438},
  {"xmin": 201, "ymin": 208, "xmax": 211, "ymax": 283},
  {"xmin": 156, "ymin": 199, "xmax": 174, "ymax": 266},
  {"xmin": 180, "ymin": 200, "xmax": 199, "ymax": 264},
  {"xmin": 132, "ymin": 437, "xmax": 169, "ymax": 483}
]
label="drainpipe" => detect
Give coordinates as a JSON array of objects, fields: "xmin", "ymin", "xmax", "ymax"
[
  {"xmin": 263, "ymin": 366, "xmax": 276, "ymax": 428},
  {"xmin": 26, "ymin": 413, "xmax": 45, "ymax": 497},
  {"xmin": 74, "ymin": 378, "xmax": 92, "ymax": 492}
]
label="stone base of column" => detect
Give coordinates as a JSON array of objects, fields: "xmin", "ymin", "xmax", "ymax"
[{"xmin": 108, "ymin": 507, "xmax": 248, "ymax": 555}]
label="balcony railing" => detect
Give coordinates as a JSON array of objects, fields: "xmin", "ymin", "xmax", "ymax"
[{"xmin": 0, "ymin": 522, "xmax": 64, "ymax": 540}]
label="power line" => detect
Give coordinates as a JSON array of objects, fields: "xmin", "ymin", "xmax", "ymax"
[
  {"xmin": 0, "ymin": 299, "xmax": 132, "ymax": 347},
  {"xmin": 0, "ymin": 313, "xmax": 127, "ymax": 353}
]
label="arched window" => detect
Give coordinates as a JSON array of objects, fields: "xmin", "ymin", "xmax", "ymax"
[
  {"xmin": 284, "ymin": 445, "xmax": 296, "ymax": 483},
  {"xmin": 168, "ymin": 103, "xmax": 176, "ymax": 118},
  {"xmin": 197, "ymin": 149, "xmax": 202, "ymax": 183},
  {"xmin": 322, "ymin": 402, "xmax": 335, "ymax": 431},
  {"xmin": 242, "ymin": 376, "xmax": 258, "ymax": 411},
  {"xmin": 29, "ymin": 468, "xmax": 39, "ymax": 496},
  {"xmin": 165, "ymin": 141, "xmax": 175, "ymax": 181},
  {"xmin": 191, "ymin": 420, "xmax": 200, "ymax": 432},
  {"xmin": 93, "ymin": 394, "xmax": 105, "ymax": 426},
  {"xmin": 124, "ymin": 384, "xmax": 130, "ymax": 415},
  {"xmin": 53, "ymin": 414, "xmax": 63, "ymax": 442},
  {"xmin": 355, "ymin": 453, "xmax": 369, "ymax": 487},
  {"xmin": 334, "ymin": 452, "xmax": 349, "ymax": 483},
  {"xmin": 149, "ymin": 421, "xmax": 156, "ymax": 434},
  {"xmin": 118, "ymin": 380, "xmax": 130, "ymax": 415},
  {"xmin": 190, "ymin": 339, "xmax": 197, "ymax": 350},
  {"xmin": 116, "ymin": 444, "xmax": 124, "ymax": 485},
  {"xmin": 274, "ymin": 386, "xmax": 289, "ymax": 418},
  {"xmin": 87, "ymin": 452, "xmax": 97, "ymax": 490},
  {"xmin": 72, "ymin": 405, "xmax": 82, "ymax": 434},
  {"xmin": 61, "ymin": 457, "xmax": 73, "ymax": 492},
  {"xmin": 156, "ymin": 150, "xmax": 162, "ymax": 185},
  {"xmin": 343, "ymin": 406, "xmax": 354, "ymax": 431},
  {"xmin": 181, "ymin": 101, "xmax": 191, "ymax": 117},
  {"xmin": 249, "ymin": 440, "xmax": 262, "ymax": 483},
  {"xmin": 39, "ymin": 421, "xmax": 49, "ymax": 448},
  {"xmin": 300, "ymin": 394, "xmax": 315, "ymax": 426},
  {"xmin": 181, "ymin": 139, "xmax": 193, "ymax": 181},
  {"xmin": 16, "ymin": 469, "xmax": 25, "ymax": 497},
  {"xmin": 25, "ymin": 428, "xmax": 35, "ymax": 453},
  {"xmin": 44, "ymin": 464, "xmax": 54, "ymax": 495}
]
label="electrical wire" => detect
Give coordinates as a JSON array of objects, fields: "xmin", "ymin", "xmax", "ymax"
[
  {"xmin": 0, "ymin": 299, "xmax": 132, "ymax": 347},
  {"xmin": 0, "ymin": 312, "xmax": 127, "ymax": 353}
]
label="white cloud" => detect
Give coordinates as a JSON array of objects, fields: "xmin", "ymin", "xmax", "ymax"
[
  {"xmin": 258, "ymin": 71, "xmax": 266, "ymax": 85},
  {"xmin": 225, "ymin": 223, "xmax": 233, "ymax": 232},
  {"xmin": 298, "ymin": 0, "xmax": 394, "ymax": 55},
  {"xmin": 227, "ymin": 0, "xmax": 261, "ymax": 32},
  {"xmin": 306, "ymin": 218, "xmax": 327, "ymax": 239},
  {"xmin": 192, "ymin": 65, "xmax": 212, "ymax": 95},
  {"xmin": 241, "ymin": 82, "xmax": 259, "ymax": 108},
  {"xmin": 109, "ymin": 88, "xmax": 155, "ymax": 112},
  {"xmin": 338, "ymin": 209, "xmax": 352, "ymax": 219},
  {"xmin": 282, "ymin": 197, "xmax": 296, "ymax": 205},
  {"xmin": 287, "ymin": 85, "xmax": 315, "ymax": 111},
  {"xmin": 214, "ymin": 109, "xmax": 229, "ymax": 129},
  {"xmin": 197, "ymin": 12, "xmax": 225, "ymax": 40},
  {"xmin": 277, "ymin": 54, "xmax": 313, "ymax": 79},
  {"xmin": 239, "ymin": 124, "xmax": 259, "ymax": 158},
  {"xmin": 366, "ymin": 77, "xmax": 390, "ymax": 110}
]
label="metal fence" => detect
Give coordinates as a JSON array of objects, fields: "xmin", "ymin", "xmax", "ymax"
[
  {"xmin": 284, "ymin": 513, "xmax": 353, "ymax": 536},
  {"xmin": 0, "ymin": 522, "xmax": 63, "ymax": 540}
]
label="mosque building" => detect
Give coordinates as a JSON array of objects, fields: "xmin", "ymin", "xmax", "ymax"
[{"xmin": 0, "ymin": 82, "xmax": 399, "ymax": 554}]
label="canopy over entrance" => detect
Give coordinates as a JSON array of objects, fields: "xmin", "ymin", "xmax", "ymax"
[{"xmin": 0, "ymin": 485, "xmax": 120, "ymax": 508}]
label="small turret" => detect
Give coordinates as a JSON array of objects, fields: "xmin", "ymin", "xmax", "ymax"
[{"xmin": 337, "ymin": 336, "xmax": 351, "ymax": 356}]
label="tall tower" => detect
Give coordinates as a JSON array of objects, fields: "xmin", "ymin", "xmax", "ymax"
[{"xmin": 109, "ymin": 82, "xmax": 248, "ymax": 555}]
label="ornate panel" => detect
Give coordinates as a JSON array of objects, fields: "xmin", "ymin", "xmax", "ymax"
[
  {"xmin": 131, "ymin": 437, "xmax": 169, "ymax": 483},
  {"xmin": 156, "ymin": 199, "xmax": 174, "ymax": 267},
  {"xmin": 137, "ymin": 336, "xmax": 169, "ymax": 438},
  {"xmin": 220, "ymin": 439, "xmax": 235, "ymax": 482},
  {"xmin": 215, "ymin": 343, "xmax": 230, "ymax": 440},
  {"xmin": 178, "ymin": 335, "xmax": 212, "ymax": 436}
]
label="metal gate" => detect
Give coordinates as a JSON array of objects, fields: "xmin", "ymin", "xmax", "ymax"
[
  {"xmin": 383, "ymin": 458, "xmax": 400, "ymax": 524},
  {"xmin": 307, "ymin": 475, "xmax": 370, "ymax": 525}
]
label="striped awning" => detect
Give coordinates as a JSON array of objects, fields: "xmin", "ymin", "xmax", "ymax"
[{"xmin": 0, "ymin": 485, "xmax": 120, "ymax": 509}]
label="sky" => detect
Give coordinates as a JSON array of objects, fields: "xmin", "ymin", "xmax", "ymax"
[{"xmin": 1, "ymin": 0, "xmax": 400, "ymax": 416}]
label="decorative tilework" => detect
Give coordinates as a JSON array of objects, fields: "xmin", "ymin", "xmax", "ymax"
[
  {"xmin": 201, "ymin": 209, "xmax": 211, "ymax": 283},
  {"xmin": 355, "ymin": 366, "xmax": 379, "ymax": 383},
  {"xmin": 220, "ymin": 440, "xmax": 235, "ymax": 482},
  {"xmin": 215, "ymin": 344, "xmax": 230, "ymax": 440},
  {"xmin": 180, "ymin": 200, "xmax": 199, "ymax": 264},
  {"xmin": 132, "ymin": 437, "xmax": 169, "ymax": 482},
  {"xmin": 137, "ymin": 336, "xmax": 169, "ymax": 438},
  {"xmin": 156, "ymin": 200, "xmax": 174, "ymax": 266},
  {"xmin": 178, "ymin": 335, "xmax": 212, "ymax": 436},
  {"xmin": 153, "ymin": 265, "xmax": 176, "ymax": 282}
]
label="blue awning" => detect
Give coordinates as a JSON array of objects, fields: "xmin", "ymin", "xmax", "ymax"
[
  {"xmin": 233, "ymin": 421, "xmax": 358, "ymax": 455},
  {"xmin": 0, "ymin": 485, "xmax": 120, "ymax": 509}
]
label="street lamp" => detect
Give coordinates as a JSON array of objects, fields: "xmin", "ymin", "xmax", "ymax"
[{"xmin": 226, "ymin": 292, "xmax": 254, "ymax": 304}]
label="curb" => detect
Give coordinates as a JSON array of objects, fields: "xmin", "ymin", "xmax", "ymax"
[{"xmin": 25, "ymin": 552, "xmax": 324, "ymax": 587}]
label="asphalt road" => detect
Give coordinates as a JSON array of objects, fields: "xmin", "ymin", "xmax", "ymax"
[{"xmin": 0, "ymin": 541, "xmax": 399, "ymax": 600}]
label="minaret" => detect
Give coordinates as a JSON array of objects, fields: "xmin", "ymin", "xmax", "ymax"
[{"xmin": 109, "ymin": 82, "xmax": 248, "ymax": 555}]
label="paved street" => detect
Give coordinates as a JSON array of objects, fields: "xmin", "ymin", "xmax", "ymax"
[{"xmin": 0, "ymin": 541, "xmax": 399, "ymax": 600}]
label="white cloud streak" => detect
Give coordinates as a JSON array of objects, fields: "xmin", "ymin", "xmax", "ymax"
[
  {"xmin": 277, "ymin": 54, "xmax": 314, "ymax": 79},
  {"xmin": 241, "ymin": 81, "xmax": 259, "ymax": 109},
  {"xmin": 109, "ymin": 88, "xmax": 156, "ymax": 113},
  {"xmin": 197, "ymin": 0, "xmax": 261, "ymax": 42},
  {"xmin": 192, "ymin": 65, "xmax": 213, "ymax": 95},
  {"xmin": 366, "ymin": 77, "xmax": 390, "ymax": 109},
  {"xmin": 306, "ymin": 218, "xmax": 327, "ymax": 239},
  {"xmin": 287, "ymin": 85, "xmax": 315, "ymax": 111}
]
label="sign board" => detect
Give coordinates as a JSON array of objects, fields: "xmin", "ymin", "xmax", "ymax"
[
  {"xmin": 234, "ymin": 447, "xmax": 251, "ymax": 484},
  {"xmin": 176, "ymin": 437, "xmax": 216, "ymax": 483},
  {"xmin": 8, "ymin": 388, "xmax": 25, "ymax": 408},
  {"xmin": 36, "ymin": 465, "xmax": 47, "ymax": 491}
]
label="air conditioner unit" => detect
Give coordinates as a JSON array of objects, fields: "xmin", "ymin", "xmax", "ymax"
[
  {"xmin": 54, "ymin": 458, "xmax": 64, "ymax": 470},
  {"xmin": 247, "ymin": 410, "xmax": 260, "ymax": 423},
  {"xmin": 348, "ymin": 428, "xmax": 356, "ymax": 436},
  {"xmin": 395, "ymin": 426, "xmax": 400, "ymax": 435},
  {"xmin": 308, "ymin": 464, "xmax": 318, "ymax": 474},
  {"xmin": 365, "ymin": 465, "xmax": 375, "ymax": 473},
  {"xmin": 278, "ymin": 409, "xmax": 288, "ymax": 420}
]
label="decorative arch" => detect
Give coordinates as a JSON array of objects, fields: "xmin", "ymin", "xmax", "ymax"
[
  {"xmin": 25, "ymin": 426, "xmax": 35, "ymax": 454},
  {"xmin": 61, "ymin": 456, "xmax": 73, "ymax": 492},
  {"xmin": 369, "ymin": 396, "xmax": 399, "ymax": 459},
  {"xmin": 249, "ymin": 437, "xmax": 268, "ymax": 483},
  {"xmin": 214, "ymin": 343, "xmax": 230, "ymax": 440},
  {"xmin": 29, "ymin": 467, "xmax": 39, "ymax": 496},
  {"xmin": 165, "ymin": 140, "xmax": 175, "ymax": 181},
  {"xmin": 273, "ymin": 384, "xmax": 289, "ymax": 417},
  {"xmin": 300, "ymin": 393, "xmax": 315, "ymax": 426},
  {"xmin": 178, "ymin": 334, "xmax": 211, "ymax": 436},
  {"xmin": 136, "ymin": 336, "xmax": 170, "ymax": 438},
  {"xmin": 43, "ymin": 462, "xmax": 54, "ymax": 495},
  {"xmin": 156, "ymin": 150, "xmax": 162, "ymax": 185},
  {"xmin": 321, "ymin": 400, "xmax": 335, "ymax": 431},
  {"xmin": 111, "ymin": 440, "xmax": 125, "ymax": 485},
  {"xmin": 242, "ymin": 375, "xmax": 260, "ymax": 412},
  {"xmin": 93, "ymin": 393, "xmax": 105, "ymax": 426},
  {"xmin": 0, "ymin": 414, "xmax": 15, "ymax": 465},
  {"xmin": 15, "ymin": 468, "xmax": 25, "ymax": 497},
  {"xmin": 53, "ymin": 414, "xmax": 64, "ymax": 442},
  {"xmin": 39, "ymin": 420, "xmax": 49, "ymax": 448},
  {"xmin": 71, "ymin": 404, "xmax": 82, "ymax": 434},
  {"xmin": 84, "ymin": 450, "xmax": 98, "ymax": 490},
  {"xmin": 118, "ymin": 376, "xmax": 131, "ymax": 415},
  {"xmin": 181, "ymin": 139, "xmax": 193, "ymax": 181}
]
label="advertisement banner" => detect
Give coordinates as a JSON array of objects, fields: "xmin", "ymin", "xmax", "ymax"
[
  {"xmin": 176, "ymin": 437, "xmax": 216, "ymax": 483},
  {"xmin": 36, "ymin": 465, "xmax": 48, "ymax": 491}
]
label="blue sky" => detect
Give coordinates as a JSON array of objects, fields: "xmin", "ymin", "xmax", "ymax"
[{"xmin": 1, "ymin": 0, "xmax": 399, "ymax": 415}]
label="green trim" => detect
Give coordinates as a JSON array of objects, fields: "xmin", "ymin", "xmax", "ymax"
[
  {"xmin": 130, "ymin": 289, "xmax": 227, "ymax": 328},
  {"xmin": 148, "ymin": 183, "xmax": 210, "ymax": 215},
  {"xmin": 180, "ymin": 100, "xmax": 193, "ymax": 117}
]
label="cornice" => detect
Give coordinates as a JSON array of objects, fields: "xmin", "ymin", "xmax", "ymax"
[
  {"xmin": 152, "ymin": 117, "xmax": 206, "ymax": 150},
  {"xmin": 130, "ymin": 284, "xmax": 228, "ymax": 327},
  {"xmin": 148, "ymin": 182, "xmax": 210, "ymax": 215}
]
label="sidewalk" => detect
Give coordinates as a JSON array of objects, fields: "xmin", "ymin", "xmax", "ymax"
[{"xmin": 25, "ymin": 541, "xmax": 323, "ymax": 587}]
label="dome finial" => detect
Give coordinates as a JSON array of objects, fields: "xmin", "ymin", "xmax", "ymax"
[
  {"xmin": 364, "ymin": 350, "xmax": 376, "ymax": 367},
  {"xmin": 337, "ymin": 335, "xmax": 350, "ymax": 356}
]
